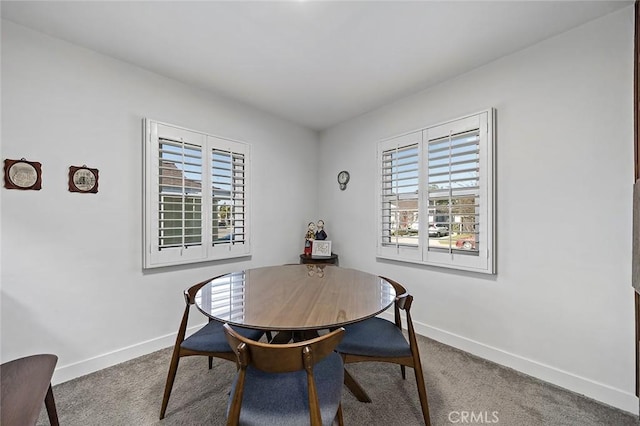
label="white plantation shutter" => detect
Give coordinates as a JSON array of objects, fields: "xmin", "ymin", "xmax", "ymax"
[
  {"xmin": 380, "ymin": 144, "xmax": 420, "ymax": 247},
  {"xmin": 158, "ymin": 137, "xmax": 203, "ymax": 250},
  {"xmin": 377, "ymin": 110, "xmax": 495, "ymax": 273},
  {"xmin": 427, "ymin": 129, "xmax": 480, "ymax": 252},
  {"xmin": 211, "ymin": 149, "xmax": 245, "ymax": 245},
  {"xmin": 378, "ymin": 131, "xmax": 422, "ymax": 261},
  {"xmin": 424, "ymin": 113, "xmax": 494, "ymax": 272},
  {"xmin": 145, "ymin": 120, "xmax": 251, "ymax": 268},
  {"xmin": 209, "ymin": 137, "xmax": 250, "ymax": 258}
]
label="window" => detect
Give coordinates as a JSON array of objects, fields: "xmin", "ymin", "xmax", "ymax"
[
  {"xmin": 144, "ymin": 119, "xmax": 250, "ymax": 268},
  {"xmin": 377, "ymin": 110, "xmax": 495, "ymax": 274}
]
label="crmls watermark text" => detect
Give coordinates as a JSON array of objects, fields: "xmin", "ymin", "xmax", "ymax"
[{"xmin": 448, "ymin": 411, "xmax": 500, "ymax": 424}]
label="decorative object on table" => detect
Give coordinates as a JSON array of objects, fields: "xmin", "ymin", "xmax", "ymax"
[
  {"xmin": 68, "ymin": 165, "xmax": 99, "ymax": 193},
  {"xmin": 304, "ymin": 221, "xmax": 316, "ymax": 255},
  {"xmin": 312, "ymin": 240, "xmax": 332, "ymax": 259},
  {"xmin": 315, "ymin": 219, "xmax": 327, "ymax": 240},
  {"xmin": 4, "ymin": 158, "xmax": 42, "ymax": 190},
  {"xmin": 337, "ymin": 170, "xmax": 350, "ymax": 190}
]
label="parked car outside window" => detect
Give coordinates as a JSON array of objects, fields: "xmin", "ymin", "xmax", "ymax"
[
  {"xmin": 428, "ymin": 223, "xmax": 449, "ymax": 237},
  {"xmin": 455, "ymin": 237, "xmax": 476, "ymax": 250}
]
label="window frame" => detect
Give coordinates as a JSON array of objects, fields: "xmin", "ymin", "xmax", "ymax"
[
  {"xmin": 376, "ymin": 109, "xmax": 496, "ymax": 274},
  {"xmin": 143, "ymin": 119, "xmax": 251, "ymax": 269}
]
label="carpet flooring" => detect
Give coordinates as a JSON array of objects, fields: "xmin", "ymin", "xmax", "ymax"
[{"xmin": 38, "ymin": 335, "xmax": 638, "ymax": 425}]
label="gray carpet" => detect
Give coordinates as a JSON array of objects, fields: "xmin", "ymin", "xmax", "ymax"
[{"xmin": 38, "ymin": 335, "xmax": 638, "ymax": 425}]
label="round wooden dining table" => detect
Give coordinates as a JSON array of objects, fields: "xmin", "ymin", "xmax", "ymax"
[
  {"xmin": 195, "ymin": 264, "xmax": 395, "ymax": 403},
  {"xmin": 194, "ymin": 264, "xmax": 396, "ymax": 332}
]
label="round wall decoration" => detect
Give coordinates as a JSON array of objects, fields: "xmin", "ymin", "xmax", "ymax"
[
  {"xmin": 69, "ymin": 165, "xmax": 99, "ymax": 193},
  {"xmin": 4, "ymin": 158, "xmax": 42, "ymax": 190},
  {"xmin": 337, "ymin": 170, "xmax": 350, "ymax": 190}
]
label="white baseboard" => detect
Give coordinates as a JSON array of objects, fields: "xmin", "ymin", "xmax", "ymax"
[
  {"xmin": 51, "ymin": 327, "xmax": 195, "ymax": 385},
  {"xmin": 403, "ymin": 314, "xmax": 638, "ymax": 415},
  {"xmin": 52, "ymin": 318, "xmax": 639, "ymax": 416}
]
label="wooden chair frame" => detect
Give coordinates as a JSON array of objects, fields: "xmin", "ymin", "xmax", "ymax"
[
  {"xmin": 340, "ymin": 277, "xmax": 431, "ymax": 426},
  {"xmin": 224, "ymin": 324, "xmax": 345, "ymax": 426},
  {"xmin": 0, "ymin": 353, "xmax": 59, "ymax": 426},
  {"xmin": 160, "ymin": 275, "xmax": 238, "ymax": 419}
]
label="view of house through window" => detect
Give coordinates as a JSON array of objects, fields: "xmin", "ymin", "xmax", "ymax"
[
  {"xmin": 426, "ymin": 128, "xmax": 481, "ymax": 254},
  {"xmin": 377, "ymin": 110, "xmax": 495, "ymax": 274},
  {"xmin": 144, "ymin": 119, "xmax": 251, "ymax": 268},
  {"xmin": 158, "ymin": 139, "xmax": 203, "ymax": 249},
  {"xmin": 211, "ymin": 149, "xmax": 246, "ymax": 245}
]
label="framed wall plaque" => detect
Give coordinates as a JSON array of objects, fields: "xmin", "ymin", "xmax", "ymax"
[
  {"xmin": 69, "ymin": 165, "xmax": 99, "ymax": 193},
  {"xmin": 4, "ymin": 158, "xmax": 42, "ymax": 190},
  {"xmin": 311, "ymin": 240, "xmax": 332, "ymax": 259}
]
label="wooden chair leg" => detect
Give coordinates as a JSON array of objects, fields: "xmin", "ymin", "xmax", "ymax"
[
  {"xmin": 336, "ymin": 402, "xmax": 344, "ymax": 426},
  {"xmin": 160, "ymin": 350, "xmax": 182, "ymax": 419},
  {"xmin": 343, "ymin": 367, "xmax": 372, "ymax": 403},
  {"xmin": 412, "ymin": 360, "xmax": 431, "ymax": 426},
  {"xmin": 45, "ymin": 384, "xmax": 59, "ymax": 426},
  {"xmin": 208, "ymin": 356, "xmax": 213, "ymax": 370},
  {"xmin": 401, "ymin": 365, "xmax": 406, "ymax": 379}
]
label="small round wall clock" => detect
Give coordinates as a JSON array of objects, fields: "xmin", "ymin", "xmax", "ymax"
[
  {"xmin": 69, "ymin": 165, "xmax": 99, "ymax": 193},
  {"xmin": 4, "ymin": 158, "xmax": 42, "ymax": 190},
  {"xmin": 337, "ymin": 170, "xmax": 350, "ymax": 190}
]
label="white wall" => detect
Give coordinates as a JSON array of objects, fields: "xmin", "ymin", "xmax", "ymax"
[
  {"xmin": 2, "ymin": 6, "xmax": 638, "ymax": 415},
  {"xmin": 1, "ymin": 21, "xmax": 319, "ymax": 382},
  {"xmin": 319, "ymin": 7, "xmax": 637, "ymax": 413}
]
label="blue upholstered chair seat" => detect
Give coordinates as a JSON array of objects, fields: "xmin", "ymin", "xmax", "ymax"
[
  {"xmin": 337, "ymin": 317, "xmax": 412, "ymax": 358},
  {"xmin": 181, "ymin": 322, "xmax": 263, "ymax": 353},
  {"xmin": 227, "ymin": 351, "xmax": 344, "ymax": 426}
]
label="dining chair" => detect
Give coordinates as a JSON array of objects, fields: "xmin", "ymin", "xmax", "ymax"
[
  {"xmin": 336, "ymin": 277, "xmax": 431, "ymax": 426},
  {"xmin": 0, "ymin": 353, "xmax": 59, "ymax": 426},
  {"xmin": 224, "ymin": 323, "xmax": 345, "ymax": 426},
  {"xmin": 160, "ymin": 276, "xmax": 265, "ymax": 419}
]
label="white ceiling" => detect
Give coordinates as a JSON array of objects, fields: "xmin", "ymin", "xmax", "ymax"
[{"xmin": 1, "ymin": 1, "xmax": 632, "ymax": 131}]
